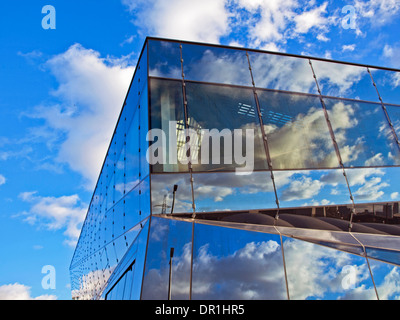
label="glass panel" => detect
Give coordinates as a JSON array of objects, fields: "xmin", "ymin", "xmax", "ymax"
[
  {"xmin": 369, "ymin": 68, "xmax": 400, "ymax": 105},
  {"xmin": 114, "ymin": 234, "xmax": 128, "ymax": 264},
  {"xmin": 185, "ymin": 81, "xmax": 267, "ymax": 172},
  {"xmin": 366, "ymin": 247, "xmax": 400, "ymax": 266},
  {"xmin": 114, "ymin": 136, "xmax": 125, "ymax": 205},
  {"xmin": 386, "ymin": 105, "xmax": 400, "ymax": 139},
  {"xmin": 352, "ymin": 233, "xmax": 400, "ymax": 252},
  {"xmin": 346, "ymin": 167, "xmax": 400, "ymax": 205},
  {"xmin": 139, "ymin": 83, "xmax": 150, "ymax": 179},
  {"xmin": 248, "ymin": 51, "xmax": 317, "ymax": 94},
  {"xmin": 130, "ymin": 220, "xmax": 150, "ymax": 300},
  {"xmin": 151, "ymin": 173, "xmax": 193, "ymax": 214},
  {"xmin": 135, "ymin": 43, "xmax": 148, "ymax": 92},
  {"xmin": 141, "ymin": 217, "xmax": 192, "ymax": 300},
  {"xmin": 125, "ymin": 184, "xmax": 141, "ymax": 230},
  {"xmin": 182, "ymin": 43, "xmax": 252, "ymax": 86},
  {"xmin": 192, "ymin": 223, "xmax": 287, "ymax": 299},
  {"xmin": 148, "ymin": 39, "xmax": 181, "ymax": 79},
  {"xmin": 115, "ymin": 274, "xmax": 127, "ymax": 300},
  {"xmin": 123, "ymin": 267, "xmax": 134, "ymax": 300},
  {"xmin": 323, "ymin": 98, "xmax": 400, "ymax": 167},
  {"xmin": 104, "ymin": 208, "xmax": 114, "ymax": 245},
  {"xmin": 276, "ymin": 169, "xmax": 352, "ymax": 209},
  {"xmin": 311, "ymin": 60, "xmax": 377, "ymax": 101},
  {"xmin": 282, "ymin": 237, "xmax": 377, "ymax": 300},
  {"xmin": 140, "ymin": 176, "xmax": 151, "ymax": 218},
  {"xmin": 192, "ymin": 171, "xmax": 277, "ymax": 212},
  {"xmin": 149, "ymin": 78, "xmax": 187, "ymax": 173},
  {"xmin": 367, "ymin": 259, "xmax": 400, "ymax": 300},
  {"xmin": 125, "ymin": 105, "xmax": 140, "ymax": 193},
  {"xmin": 257, "ymin": 89, "xmax": 338, "ymax": 169}
]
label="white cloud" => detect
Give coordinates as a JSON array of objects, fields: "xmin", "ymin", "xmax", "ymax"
[
  {"xmin": 122, "ymin": 0, "xmax": 230, "ymax": 43},
  {"xmin": 382, "ymin": 43, "xmax": 400, "ymax": 68},
  {"xmin": 141, "ymin": 227, "xmax": 384, "ymax": 300},
  {"xmin": 316, "ymin": 33, "xmax": 330, "ymax": 42},
  {"xmin": 27, "ymin": 44, "xmax": 134, "ymax": 189},
  {"xmin": 0, "ymin": 174, "xmax": 5, "ymax": 186},
  {"xmin": 293, "ymin": 2, "xmax": 329, "ymax": 34},
  {"xmin": 354, "ymin": 0, "xmax": 400, "ymax": 26},
  {"xmin": 18, "ymin": 191, "xmax": 87, "ymax": 247},
  {"xmin": 342, "ymin": 44, "xmax": 356, "ymax": 52},
  {"xmin": 123, "ymin": 0, "xmax": 335, "ymax": 50},
  {"xmin": 0, "ymin": 283, "xmax": 57, "ymax": 300},
  {"xmin": 281, "ymin": 176, "xmax": 323, "ymax": 202},
  {"xmin": 391, "ymin": 192, "xmax": 399, "ymax": 200}
]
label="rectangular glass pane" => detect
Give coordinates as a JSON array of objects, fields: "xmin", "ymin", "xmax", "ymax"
[
  {"xmin": 185, "ymin": 81, "xmax": 267, "ymax": 172},
  {"xmin": 182, "ymin": 43, "xmax": 252, "ymax": 86},
  {"xmin": 282, "ymin": 237, "xmax": 377, "ymax": 300},
  {"xmin": 369, "ymin": 68, "xmax": 400, "ymax": 105},
  {"xmin": 151, "ymin": 173, "xmax": 193, "ymax": 214},
  {"xmin": 347, "ymin": 167, "xmax": 400, "ymax": 209},
  {"xmin": 276, "ymin": 169, "xmax": 353, "ymax": 209},
  {"xmin": 192, "ymin": 223, "xmax": 287, "ymax": 299},
  {"xmin": 368, "ymin": 259, "xmax": 400, "ymax": 300},
  {"xmin": 192, "ymin": 171, "xmax": 277, "ymax": 212},
  {"xmin": 386, "ymin": 105, "xmax": 400, "ymax": 138},
  {"xmin": 257, "ymin": 89, "xmax": 338, "ymax": 169},
  {"xmin": 148, "ymin": 39, "xmax": 181, "ymax": 79},
  {"xmin": 141, "ymin": 217, "xmax": 192, "ymax": 300},
  {"xmin": 149, "ymin": 78, "xmax": 187, "ymax": 173},
  {"xmin": 324, "ymin": 98, "xmax": 400, "ymax": 167},
  {"xmin": 248, "ymin": 51, "xmax": 317, "ymax": 94},
  {"xmin": 139, "ymin": 83, "xmax": 150, "ymax": 179},
  {"xmin": 131, "ymin": 220, "xmax": 150, "ymax": 300},
  {"xmin": 126, "ymin": 106, "xmax": 140, "ymax": 192},
  {"xmin": 311, "ymin": 60, "xmax": 378, "ymax": 101}
]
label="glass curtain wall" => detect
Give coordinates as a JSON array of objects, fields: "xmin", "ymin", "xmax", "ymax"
[
  {"xmin": 70, "ymin": 43, "xmax": 151, "ymax": 300},
  {"xmin": 71, "ymin": 37, "xmax": 400, "ymax": 300}
]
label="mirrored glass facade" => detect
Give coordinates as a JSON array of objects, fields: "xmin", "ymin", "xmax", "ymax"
[{"xmin": 70, "ymin": 38, "xmax": 400, "ymax": 300}]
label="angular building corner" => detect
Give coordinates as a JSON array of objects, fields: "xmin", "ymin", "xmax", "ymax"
[{"xmin": 70, "ymin": 37, "xmax": 400, "ymax": 300}]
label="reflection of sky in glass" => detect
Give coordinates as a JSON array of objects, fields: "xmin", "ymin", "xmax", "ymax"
[
  {"xmin": 369, "ymin": 68, "xmax": 400, "ymax": 106},
  {"xmin": 311, "ymin": 60, "xmax": 378, "ymax": 102},
  {"xmin": 182, "ymin": 43, "xmax": 252, "ymax": 86},
  {"xmin": 368, "ymin": 259, "xmax": 400, "ymax": 300},
  {"xmin": 148, "ymin": 40, "xmax": 181, "ymax": 78},
  {"xmin": 324, "ymin": 98, "xmax": 400, "ymax": 167},
  {"xmin": 248, "ymin": 51, "xmax": 317, "ymax": 94},
  {"xmin": 192, "ymin": 223, "xmax": 287, "ymax": 300},
  {"xmin": 258, "ymin": 90, "xmax": 338, "ymax": 170},
  {"xmin": 151, "ymin": 166, "xmax": 400, "ymax": 213},
  {"xmin": 283, "ymin": 237, "xmax": 377, "ymax": 300},
  {"xmin": 141, "ymin": 217, "xmax": 192, "ymax": 300}
]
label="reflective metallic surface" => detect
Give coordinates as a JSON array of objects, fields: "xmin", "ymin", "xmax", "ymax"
[{"xmin": 70, "ymin": 37, "xmax": 400, "ymax": 300}]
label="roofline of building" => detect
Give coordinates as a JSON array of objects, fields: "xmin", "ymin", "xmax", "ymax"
[{"xmin": 145, "ymin": 36, "xmax": 400, "ymax": 73}]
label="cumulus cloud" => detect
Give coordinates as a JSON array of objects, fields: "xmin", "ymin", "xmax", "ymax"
[
  {"xmin": 354, "ymin": 0, "xmax": 400, "ymax": 26},
  {"xmin": 18, "ymin": 191, "xmax": 87, "ymax": 247},
  {"xmin": 280, "ymin": 177, "xmax": 323, "ymax": 201},
  {"xmin": 123, "ymin": 0, "xmax": 336, "ymax": 50},
  {"xmin": 122, "ymin": 0, "xmax": 230, "ymax": 43},
  {"xmin": 0, "ymin": 283, "xmax": 57, "ymax": 300},
  {"xmin": 28, "ymin": 44, "xmax": 134, "ymax": 189},
  {"xmin": 0, "ymin": 174, "xmax": 5, "ymax": 186}
]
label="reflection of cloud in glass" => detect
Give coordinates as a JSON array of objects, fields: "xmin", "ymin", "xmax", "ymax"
[{"xmin": 283, "ymin": 238, "xmax": 377, "ymax": 300}]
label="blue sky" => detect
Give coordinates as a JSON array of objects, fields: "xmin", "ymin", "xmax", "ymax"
[{"xmin": 0, "ymin": 0, "xmax": 400, "ymax": 300}]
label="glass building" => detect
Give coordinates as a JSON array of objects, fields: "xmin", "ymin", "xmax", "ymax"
[{"xmin": 70, "ymin": 37, "xmax": 400, "ymax": 300}]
